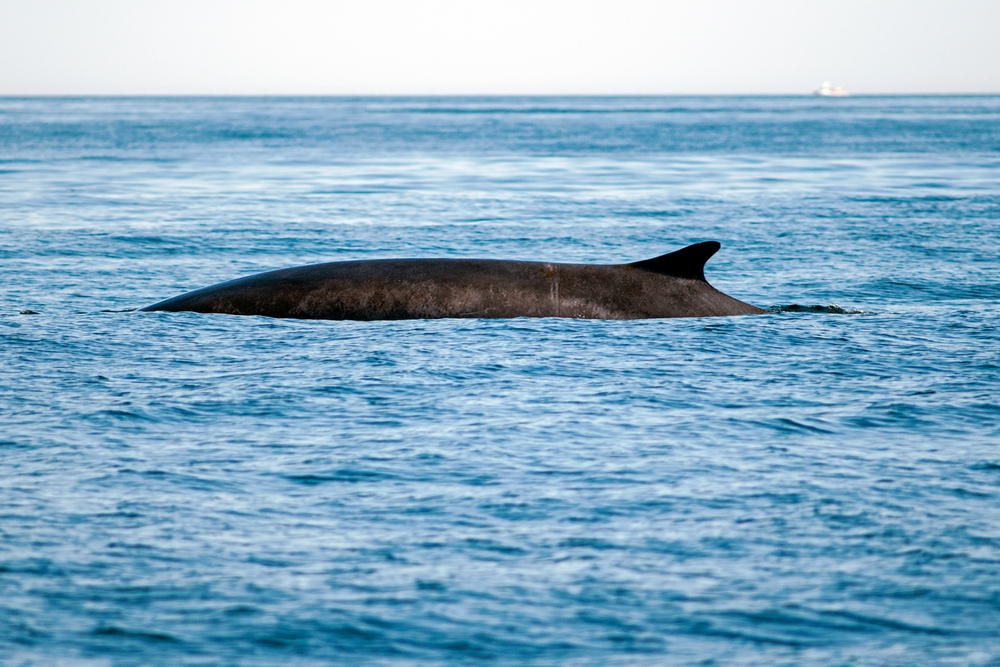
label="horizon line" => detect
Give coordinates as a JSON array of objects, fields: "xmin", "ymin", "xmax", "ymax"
[{"xmin": 2, "ymin": 92, "xmax": 999, "ymax": 98}]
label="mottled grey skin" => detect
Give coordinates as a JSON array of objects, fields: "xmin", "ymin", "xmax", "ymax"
[{"xmin": 141, "ymin": 241, "xmax": 765, "ymax": 320}]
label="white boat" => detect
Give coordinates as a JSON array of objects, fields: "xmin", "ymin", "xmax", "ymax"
[{"xmin": 815, "ymin": 81, "xmax": 849, "ymax": 97}]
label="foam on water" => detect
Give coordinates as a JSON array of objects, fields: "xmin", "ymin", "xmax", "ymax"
[{"xmin": 2, "ymin": 96, "xmax": 1000, "ymax": 666}]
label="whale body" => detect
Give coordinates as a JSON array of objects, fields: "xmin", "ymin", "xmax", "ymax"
[{"xmin": 140, "ymin": 241, "xmax": 765, "ymax": 320}]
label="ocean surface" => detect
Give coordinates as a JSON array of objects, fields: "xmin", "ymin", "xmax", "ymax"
[{"xmin": 2, "ymin": 96, "xmax": 1000, "ymax": 666}]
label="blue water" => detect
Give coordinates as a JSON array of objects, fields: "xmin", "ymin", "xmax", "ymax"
[{"xmin": 2, "ymin": 96, "xmax": 1000, "ymax": 666}]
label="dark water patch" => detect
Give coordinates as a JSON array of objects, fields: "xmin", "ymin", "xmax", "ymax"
[
  {"xmin": 617, "ymin": 208, "xmax": 688, "ymax": 218},
  {"xmin": 247, "ymin": 555, "xmax": 297, "ymax": 568},
  {"xmin": 677, "ymin": 617, "xmax": 812, "ymax": 647},
  {"xmin": 91, "ymin": 625, "xmax": 180, "ymax": 643},
  {"xmin": 946, "ymin": 486, "xmax": 994, "ymax": 499},
  {"xmin": 762, "ymin": 417, "xmax": 836, "ymax": 434},
  {"xmin": 0, "ymin": 439, "xmax": 31, "ymax": 449},
  {"xmin": 75, "ymin": 154, "xmax": 148, "ymax": 163},
  {"xmin": 416, "ymin": 580, "xmax": 447, "ymax": 591},
  {"xmin": 223, "ymin": 604, "xmax": 261, "ymax": 616},
  {"xmin": 106, "ymin": 542, "xmax": 155, "ymax": 551},
  {"xmin": 89, "ymin": 408, "xmax": 159, "ymax": 423},
  {"xmin": 479, "ymin": 500, "xmax": 553, "ymax": 521},
  {"xmin": 463, "ymin": 539, "xmax": 529, "ymax": 556},
  {"xmin": 815, "ymin": 609, "xmax": 954, "ymax": 636},
  {"xmin": 558, "ymin": 538, "xmax": 621, "ymax": 550},
  {"xmin": 281, "ymin": 468, "xmax": 400, "ymax": 485}
]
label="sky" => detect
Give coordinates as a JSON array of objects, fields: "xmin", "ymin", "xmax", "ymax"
[{"xmin": 1, "ymin": 0, "xmax": 998, "ymax": 96}]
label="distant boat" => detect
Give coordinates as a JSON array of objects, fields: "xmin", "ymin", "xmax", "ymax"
[{"xmin": 815, "ymin": 81, "xmax": 849, "ymax": 97}]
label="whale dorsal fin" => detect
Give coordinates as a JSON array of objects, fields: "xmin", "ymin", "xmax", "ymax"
[{"xmin": 628, "ymin": 241, "xmax": 721, "ymax": 282}]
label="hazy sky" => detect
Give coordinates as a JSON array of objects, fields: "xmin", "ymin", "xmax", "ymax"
[{"xmin": 1, "ymin": 0, "xmax": 998, "ymax": 95}]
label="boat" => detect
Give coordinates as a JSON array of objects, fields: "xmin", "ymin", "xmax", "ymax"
[{"xmin": 815, "ymin": 81, "xmax": 849, "ymax": 97}]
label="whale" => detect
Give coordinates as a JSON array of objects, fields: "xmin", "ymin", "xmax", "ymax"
[{"xmin": 140, "ymin": 241, "xmax": 766, "ymax": 320}]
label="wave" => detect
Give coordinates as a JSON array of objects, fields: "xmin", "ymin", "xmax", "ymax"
[{"xmin": 769, "ymin": 304, "xmax": 870, "ymax": 314}]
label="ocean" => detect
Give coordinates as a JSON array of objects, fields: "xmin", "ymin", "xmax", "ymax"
[{"xmin": 1, "ymin": 96, "xmax": 999, "ymax": 665}]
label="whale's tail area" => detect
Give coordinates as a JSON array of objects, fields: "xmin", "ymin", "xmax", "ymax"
[{"xmin": 628, "ymin": 241, "xmax": 721, "ymax": 282}]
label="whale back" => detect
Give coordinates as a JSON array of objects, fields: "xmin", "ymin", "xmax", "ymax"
[
  {"xmin": 627, "ymin": 241, "xmax": 720, "ymax": 282},
  {"xmin": 141, "ymin": 241, "xmax": 765, "ymax": 320}
]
